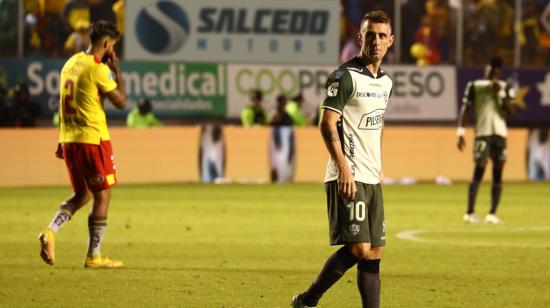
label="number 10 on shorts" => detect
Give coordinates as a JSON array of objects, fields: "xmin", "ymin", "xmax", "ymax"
[{"xmin": 347, "ymin": 201, "xmax": 366, "ymax": 221}]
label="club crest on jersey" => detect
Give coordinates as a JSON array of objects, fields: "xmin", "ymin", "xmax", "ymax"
[
  {"xmin": 350, "ymin": 224, "xmax": 360, "ymax": 236},
  {"xmin": 358, "ymin": 108, "xmax": 385, "ymax": 130},
  {"xmin": 327, "ymin": 82, "xmax": 339, "ymax": 97}
]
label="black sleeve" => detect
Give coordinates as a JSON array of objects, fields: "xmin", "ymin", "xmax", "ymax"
[{"xmin": 462, "ymin": 81, "xmax": 475, "ymax": 106}]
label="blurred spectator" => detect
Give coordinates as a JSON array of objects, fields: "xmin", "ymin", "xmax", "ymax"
[
  {"xmin": 52, "ymin": 110, "xmax": 60, "ymax": 127},
  {"xmin": 10, "ymin": 83, "xmax": 42, "ymax": 127},
  {"xmin": 0, "ymin": 0, "xmax": 19, "ymax": 56},
  {"xmin": 269, "ymin": 94, "xmax": 293, "ymax": 126},
  {"xmin": 285, "ymin": 93, "xmax": 312, "ymax": 126},
  {"xmin": 112, "ymin": 0, "xmax": 124, "ymax": 56},
  {"xmin": 463, "ymin": 0, "xmax": 494, "ymax": 66},
  {"xmin": 527, "ymin": 128, "xmax": 550, "ymax": 180},
  {"xmin": 413, "ymin": 15, "xmax": 441, "ymax": 65},
  {"xmin": 126, "ymin": 98, "xmax": 163, "ymax": 128},
  {"xmin": 0, "ymin": 83, "xmax": 12, "ymax": 127},
  {"xmin": 62, "ymin": 0, "xmax": 90, "ymax": 37},
  {"xmin": 64, "ymin": 19, "xmax": 90, "ymax": 56},
  {"xmin": 90, "ymin": 0, "xmax": 116, "ymax": 24},
  {"xmin": 520, "ymin": 1, "xmax": 542, "ymax": 66},
  {"xmin": 340, "ymin": 26, "xmax": 360, "ymax": 63},
  {"xmin": 199, "ymin": 124, "xmax": 226, "ymax": 183},
  {"xmin": 425, "ymin": 0, "xmax": 450, "ymax": 63},
  {"xmin": 541, "ymin": 2, "xmax": 550, "ymax": 65},
  {"xmin": 23, "ymin": 13, "xmax": 43, "ymax": 57},
  {"xmin": 37, "ymin": 0, "xmax": 65, "ymax": 57},
  {"xmin": 241, "ymin": 90, "xmax": 266, "ymax": 127},
  {"xmin": 401, "ymin": 0, "xmax": 426, "ymax": 64}
]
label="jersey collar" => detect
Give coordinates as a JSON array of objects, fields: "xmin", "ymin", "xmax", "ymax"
[{"xmin": 341, "ymin": 57, "xmax": 387, "ymax": 79}]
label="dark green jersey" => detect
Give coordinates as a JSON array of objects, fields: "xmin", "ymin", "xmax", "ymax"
[{"xmin": 322, "ymin": 57, "xmax": 393, "ymax": 184}]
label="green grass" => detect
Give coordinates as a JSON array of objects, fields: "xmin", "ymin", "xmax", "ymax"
[{"xmin": 1, "ymin": 182, "xmax": 549, "ymax": 307}]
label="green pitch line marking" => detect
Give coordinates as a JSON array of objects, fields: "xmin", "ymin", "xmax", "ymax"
[{"xmin": 396, "ymin": 226, "xmax": 550, "ymax": 248}]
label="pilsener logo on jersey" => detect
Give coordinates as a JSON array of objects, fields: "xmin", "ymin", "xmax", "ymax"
[{"xmin": 358, "ymin": 108, "xmax": 385, "ymax": 130}]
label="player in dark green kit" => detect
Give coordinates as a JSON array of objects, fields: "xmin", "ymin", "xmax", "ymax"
[
  {"xmin": 292, "ymin": 11, "xmax": 394, "ymax": 308},
  {"xmin": 457, "ymin": 57, "xmax": 516, "ymax": 224}
]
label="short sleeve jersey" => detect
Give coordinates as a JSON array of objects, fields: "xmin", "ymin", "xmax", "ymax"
[
  {"xmin": 59, "ymin": 52, "xmax": 117, "ymax": 144},
  {"xmin": 462, "ymin": 79, "xmax": 515, "ymax": 138},
  {"xmin": 322, "ymin": 57, "xmax": 393, "ymax": 185}
]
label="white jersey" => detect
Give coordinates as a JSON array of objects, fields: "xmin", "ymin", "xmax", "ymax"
[
  {"xmin": 322, "ymin": 57, "xmax": 393, "ymax": 185},
  {"xmin": 462, "ymin": 79, "xmax": 515, "ymax": 137}
]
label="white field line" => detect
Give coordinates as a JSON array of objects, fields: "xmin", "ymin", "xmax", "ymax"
[{"xmin": 396, "ymin": 226, "xmax": 550, "ymax": 248}]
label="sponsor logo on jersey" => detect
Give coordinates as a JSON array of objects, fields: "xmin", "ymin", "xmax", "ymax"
[
  {"xmin": 358, "ymin": 108, "xmax": 385, "ymax": 130},
  {"xmin": 348, "ymin": 67, "xmax": 363, "ymax": 73},
  {"xmin": 327, "ymin": 82, "xmax": 339, "ymax": 97},
  {"xmin": 356, "ymin": 91, "xmax": 385, "ymax": 99}
]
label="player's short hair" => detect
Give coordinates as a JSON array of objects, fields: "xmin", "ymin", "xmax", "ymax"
[
  {"xmin": 361, "ymin": 10, "xmax": 392, "ymax": 29},
  {"xmin": 489, "ymin": 57, "xmax": 503, "ymax": 68},
  {"xmin": 89, "ymin": 20, "xmax": 120, "ymax": 44}
]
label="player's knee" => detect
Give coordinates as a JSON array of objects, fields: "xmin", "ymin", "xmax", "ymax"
[
  {"xmin": 69, "ymin": 190, "xmax": 91, "ymax": 207},
  {"xmin": 348, "ymin": 243, "xmax": 381, "ymax": 260},
  {"xmin": 368, "ymin": 247, "xmax": 383, "ymax": 259}
]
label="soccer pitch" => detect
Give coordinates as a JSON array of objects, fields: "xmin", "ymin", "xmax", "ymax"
[{"xmin": 1, "ymin": 183, "xmax": 549, "ymax": 307}]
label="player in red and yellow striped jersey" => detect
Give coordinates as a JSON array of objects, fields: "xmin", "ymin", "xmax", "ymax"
[{"xmin": 38, "ymin": 20, "xmax": 127, "ymax": 268}]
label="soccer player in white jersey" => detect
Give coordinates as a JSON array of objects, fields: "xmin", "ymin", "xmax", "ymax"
[
  {"xmin": 457, "ymin": 57, "xmax": 516, "ymax": 224},
  {"xmin": 292, "ymin": 10, "xmax": 393, "ymax": 308}
]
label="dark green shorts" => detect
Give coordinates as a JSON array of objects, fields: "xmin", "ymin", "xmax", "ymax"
[
  {"xmin": 474, "ymin": 135, "xmax": 507, "ymax": 164},
  {"xmin": 325, "ymin": 181, "xmax": 386, "ymax": 247}
]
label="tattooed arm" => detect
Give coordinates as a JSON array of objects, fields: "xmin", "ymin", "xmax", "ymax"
[{"xmin": 320, "ymin": 109, "xmax": 356, "ymax": 201}]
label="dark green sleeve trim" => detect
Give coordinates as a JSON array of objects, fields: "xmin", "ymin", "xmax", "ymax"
[
  {"xmin": 322, "ymin": 69, "xmax": 354, "ymax": 114},
  {"xmin": 462, "ymin": 81, "xmax": 475, "ymax": 105}
]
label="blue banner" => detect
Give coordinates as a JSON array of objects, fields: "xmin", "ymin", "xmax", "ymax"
[{"xmin": 0, "ymin": 58, "xmax": 227, "ymax": 117}]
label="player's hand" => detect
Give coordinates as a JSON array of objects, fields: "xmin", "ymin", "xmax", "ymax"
[
  {"xmin": 107, "ymin": 51, "xmax": 120, "ymax": 73},
  {"xmin": 55, "ymin": 143, "xmax": 64, "ymax": 159},
  {"xmin": 457, "ymin": 136, "xmax": 466, "ymax": 151},
  {"xmin": 338, "ymin": 168, "xmax": 356, "ymax": 202}
]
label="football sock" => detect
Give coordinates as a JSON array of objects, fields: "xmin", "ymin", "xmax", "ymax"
[
  {"xmin": 467, "ymin": 166, "xmax": 485, "ymax": 214},
  {"xmin": 357, "ymin": 259, "xmax": 381, "ymax": 308},
  {"xmin": 47, "ymin": 203, "xmax": 75, "ymax": 233},
  {"xmin": 490, "ymin": 167, "xmax": 503, "ymax": 214},
  {"xmin": 301, "ymin": 246, "xmax": 359, "ymax": 307},
  {"xmin": 87, "ymin": 216, "xmax": 107, "ymax": 256}
]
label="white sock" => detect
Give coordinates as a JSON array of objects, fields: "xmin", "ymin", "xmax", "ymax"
[{"xmin": 47, "ymin": 209, "xmax": 72, "ymax": 233}]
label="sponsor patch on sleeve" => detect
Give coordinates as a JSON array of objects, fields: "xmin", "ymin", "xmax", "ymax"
[{"xmin": 327, "ymin": 82, "xmax": 339, "ymax": 97}]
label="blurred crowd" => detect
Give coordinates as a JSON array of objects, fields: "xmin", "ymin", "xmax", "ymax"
[
  {"xmin": 241, "ymin": 90, "xmax": 315, "ymax": 128},
  {"xmin": 0, "ymin": 0, "xmax": 124, "ymax": 58},
  {"xmin": 340, "ymin": 0, "xmax": 550, "ymax": 67},
  {"xmin": 0, "ymin": 0, "xmax": 548, "ymax": 66},
  {"xmin": 0, "ymin": 83, "xmax": 42, "ymax": 127}
]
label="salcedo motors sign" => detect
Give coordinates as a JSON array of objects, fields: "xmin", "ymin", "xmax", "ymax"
[{"xmin": 125, "ymin": 0, "xmax": 340, "ymax": 64}]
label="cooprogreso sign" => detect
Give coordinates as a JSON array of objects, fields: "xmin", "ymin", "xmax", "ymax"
[
  {"xmin": 227, "ymin": 64, "xmax": 457, "ymax": 121},
  {"xmin": 125, "ymin": 0, "xmax": 340, "ymax": 64}
]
